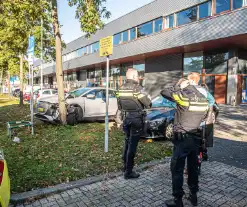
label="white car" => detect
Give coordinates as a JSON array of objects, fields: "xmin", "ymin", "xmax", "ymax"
[
  {"xmin": 34, "ymin": 89, "xmax": 58, "ymax": 102},
  {"xmin": 35, "ymin": 87, "xmax": 118, "ymax": 125}
]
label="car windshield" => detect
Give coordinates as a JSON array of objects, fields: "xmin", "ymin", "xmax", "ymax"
[
  {"xmin": 68, "ymin": 88, "xmax": 90, "ymax": 98},
  {"xmin": 151, "ymin": 96, "xmax": 176, "ymax": 108}
]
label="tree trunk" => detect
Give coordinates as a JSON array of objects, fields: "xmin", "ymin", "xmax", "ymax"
[
  {"xmin": 52, "ymin": 0, "xmax": 67, "ymax": 124},
  {"xmin": 19, "ymin": 54, "xmax": 24, "ymax": 105},
  {"xmin": 0, "ymin": 69, "xmax": 3, "ymax": 94}
]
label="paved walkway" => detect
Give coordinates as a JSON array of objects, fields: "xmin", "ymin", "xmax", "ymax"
[
  {"xmin": 211, "ymin": 105, "xmax": 247, "ymax": 169},
  {"xmin": 16, "ymin": 106, "xmax": 247, "ymax": 207}
]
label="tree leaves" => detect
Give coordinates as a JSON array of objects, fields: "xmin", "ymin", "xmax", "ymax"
[
  {"xmin": 0, "ymin": 0, "xmax": 57, "ymax": 77},
  {"xmin": 67, "ymin": 0, "xmax": 111, "ymax": 37}
]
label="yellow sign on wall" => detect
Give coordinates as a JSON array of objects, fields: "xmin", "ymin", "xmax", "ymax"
[{"xmin": 99, "ymin": 36, "xmax": 113, "ymax": 57}]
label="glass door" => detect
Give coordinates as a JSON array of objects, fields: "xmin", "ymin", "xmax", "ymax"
[
  {"xmin": 121, "ymin": 62, "xmax": 133, "ymax": 85},
  {"xmin": 110, "ymin": 65, "xmax": 120, "ymax": 89}
]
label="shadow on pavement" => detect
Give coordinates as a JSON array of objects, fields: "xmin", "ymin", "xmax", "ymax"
[
  {"xmin": 209, "ymin": 136, "xmax": 247, "ymax": 170},
  {"xmin": 215, "ymin": 105, "xmax": 247, "ymax": 138}
]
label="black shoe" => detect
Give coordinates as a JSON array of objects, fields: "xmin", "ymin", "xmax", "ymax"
[
  {"xmin": 124, "ymin": 171, "xmax": 140, "ymax": 179},
  {"xmin": 188, "ymin": 193, "xmax": 198, "ymax": 206},
  {"xmin": 165, "ymin": 198, "xmax": 183, "ymax": 207},
  {"xmin": 202, "ymin": 152, "xmax": 208, "ymax": 161}
]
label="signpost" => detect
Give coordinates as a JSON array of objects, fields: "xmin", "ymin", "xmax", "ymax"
[
  {"xmin": 27, "ymin": 36, "xmax": 35, "ymax": 135},
  {"xmin": 40, "ymin": 18, "xmax": 44, "ymax": 97},
  {"xmin": 99, "ymin": 36, "xmax": 113, "ymax": 153}
]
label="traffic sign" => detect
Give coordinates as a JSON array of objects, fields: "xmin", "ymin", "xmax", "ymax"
[{"xmin": 99, "ymin": 36, "xmax": 113, "ymax": 57}]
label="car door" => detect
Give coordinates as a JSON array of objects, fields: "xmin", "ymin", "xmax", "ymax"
[
  {"xmin": 84, "ymin": 89, "xmax": 106, "ymax": 117},
  {"xmin": 107, "ymin": 90, "xmax": 118, "ymax": 116}
]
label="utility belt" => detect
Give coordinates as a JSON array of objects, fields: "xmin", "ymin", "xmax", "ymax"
[
  {"xmin": 173, "ymin": 132, "xmax": 187, "ymax": 141},
  {"xmin": 174, "ymin": 129, "xmax": 213, "ymax": 148},
  {"xmin": 173, "ymin": 130, "xmax": 201, "ymax": 141},
  {"xmin": 121, "ymin": 110, "xmax": 146, "ymax": 119}
]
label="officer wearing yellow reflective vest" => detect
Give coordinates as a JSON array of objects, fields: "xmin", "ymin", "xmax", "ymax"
[
  {"xmin": 161, "ymin": 78, "xmax": 210, "ymax": 207},
  {"xmin": 116, "ymin": 68, "xmax": 152, "ymax": 179}
]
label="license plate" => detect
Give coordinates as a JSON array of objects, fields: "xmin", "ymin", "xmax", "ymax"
[{"xmin": 38, "ymin": 108, "xmax": 44, "ymax": 112}]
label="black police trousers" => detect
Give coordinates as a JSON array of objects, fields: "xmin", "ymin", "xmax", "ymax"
[
  {"xmin": 171, "ymin": 133, "xmax": 200, "ymax": 198},
  {"xmin": 122, "ymin": 116, "xmax": 144, "ymax": 173}
]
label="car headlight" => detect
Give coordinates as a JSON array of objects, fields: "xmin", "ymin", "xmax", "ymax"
[
  {"xmin": 149, "ymin": 121, "xmax": 156, "ymax": 128},
  {"xmin": 149, "ymin": 119, "xmax": 165, "ymax": 128},
  {"xmin": 155, "ymin": 119, "xmax": 165, "ymax": 125}
]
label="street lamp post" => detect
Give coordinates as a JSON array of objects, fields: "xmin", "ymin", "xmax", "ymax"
[{"xmin": 40, "ymin": 18, "xmax": 43, "ymax": 96}]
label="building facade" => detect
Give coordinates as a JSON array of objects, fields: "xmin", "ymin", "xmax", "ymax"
[{"xmin": 34, "ymin": 0, "xmax": 247, "ymax": 104}]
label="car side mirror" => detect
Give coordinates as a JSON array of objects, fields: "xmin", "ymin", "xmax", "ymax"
[{"xmin": 86, "ymin": 94, "xmax": 96, "ymax": 99}]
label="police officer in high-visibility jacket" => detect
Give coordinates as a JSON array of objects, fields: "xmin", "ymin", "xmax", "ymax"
[
  {"xmin": 161, "ymin": 78, "xmax": 210, "ymax": 207},
  {"xmin": 116, "ymin": 68, "xmax": 152, "ymax": 179}
]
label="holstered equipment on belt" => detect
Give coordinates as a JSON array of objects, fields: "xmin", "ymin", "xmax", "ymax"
[{"xmin": 174, "ymin": 132, "xmax": 187, "ymax": 141}]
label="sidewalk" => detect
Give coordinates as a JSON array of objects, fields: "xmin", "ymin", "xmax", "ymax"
[
  {"xmin": 16, "ymin": 161, "xmax": 247, "ymax": 207},
  {"xmin": 15, "ymin": 105, "xmax": 247, "ymax": 207}
]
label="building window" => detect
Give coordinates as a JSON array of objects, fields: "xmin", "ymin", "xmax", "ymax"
[
  {"xmin": 87, "ymin": 70, "xmax": 95, "ymax": 79},
  {"xmin": 95, "ymin": 69, "xmax": 103, "ymax": 86},
  {"xmin": 121, "ymin": 62, "xmax": 133, "ymax": 84},
  {"xmin": 165, "ymin": 14, "xmax": 174, "ymax": 29},
  {"xmin": 184, "ymin": 52, "xmax": 203, "ymax": 76},
  {"xmin": 82, "ymin": 47, "xmax": 87, "ymax": 55},
  {"xmin": 113, "ymin": 33, "xmax": 122, "ymax": 45},
  {"xmin": 233, "ymin": 0, "xmax": 245, "ymax": 9},
  {"xmin": 215, "ymin": 0, "xmax": 230, "ymax": 14},
  {"xmin": 64, "ymin": 73, "xmax": 68, "ymax": 81},
  {"xmin": 88, "ymin": 45, "xmax": 92, "ymax": 54},
  {"xmin": 67, "ymin": 73, "xmax": 73, "ymax": 81},
  {"xmin": 177, "ymin": 6, "xmax": 197, "ymax": 26},
  {"xmin": 133, "ymin": 60, "xmax": 145, "ymax": 86},
  {"xmin": 205, "ymin": 52, "xmax": 228, "ymax": 74},
  {"xmin": 71, "ymin": 51, "xmax": 77, "ymax": 59},
  {"xmin": 137, "ymin": 21, "xmax": 153, "ymax": 38},
  {"xmin": 130, "ymin": 28, "xmax": 136, "ymax": 40},
  {"xmin": 154, "ymin": 17, "xmax": 163, "ymax": 33},
  {"xmin": 110, "ymin": 65, "xmax": 120, "ymax": 89},
  {"xmin": 92, "ymin": 42, "xmax": 99, "ymax": 53},
  {"xmin": 72, "ymin": 72, "xmax": 77, "ymax": 81},
  {"xmin": 122, "ymin": 30, "xmax": 129, "ymax": 43},
  {"xmin": 199, "ymin": 1, "xmax": 212, "ymax": 19},
  {"xmin": 77, "ymin": 48, "xmax": 83, "ymax": 57}
]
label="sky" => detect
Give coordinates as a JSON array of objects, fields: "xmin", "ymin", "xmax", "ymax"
[{"xmin": 58, "ymin": 0, "xmax": 154, "ymax": 43}]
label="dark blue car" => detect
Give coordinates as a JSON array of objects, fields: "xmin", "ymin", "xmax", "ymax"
[
  {"xmin": 144, "ymin": 96, "xmax": 176, "ymax": 139},
  {"xmin": 144, "ymin": 95, "xmax": 219, "ymax": 141}
]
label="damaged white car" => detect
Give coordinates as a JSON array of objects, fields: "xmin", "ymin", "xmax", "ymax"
[{"xmin": 35, "ymin": 87, "xmax": 118, "ymax": 125}]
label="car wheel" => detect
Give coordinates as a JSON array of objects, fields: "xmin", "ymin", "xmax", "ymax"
[
  {"xmin": 67, "ymin": 107, "xmax": 79, "ymax": 126},
  {"xmin": 165, "ymin": 122, "xmax": 173, "ymax": 140}
]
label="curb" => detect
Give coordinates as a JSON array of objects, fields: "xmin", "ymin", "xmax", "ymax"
[{"xmin": 10, "ymin": 157, "xmax": 171, "ymax": 205}]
